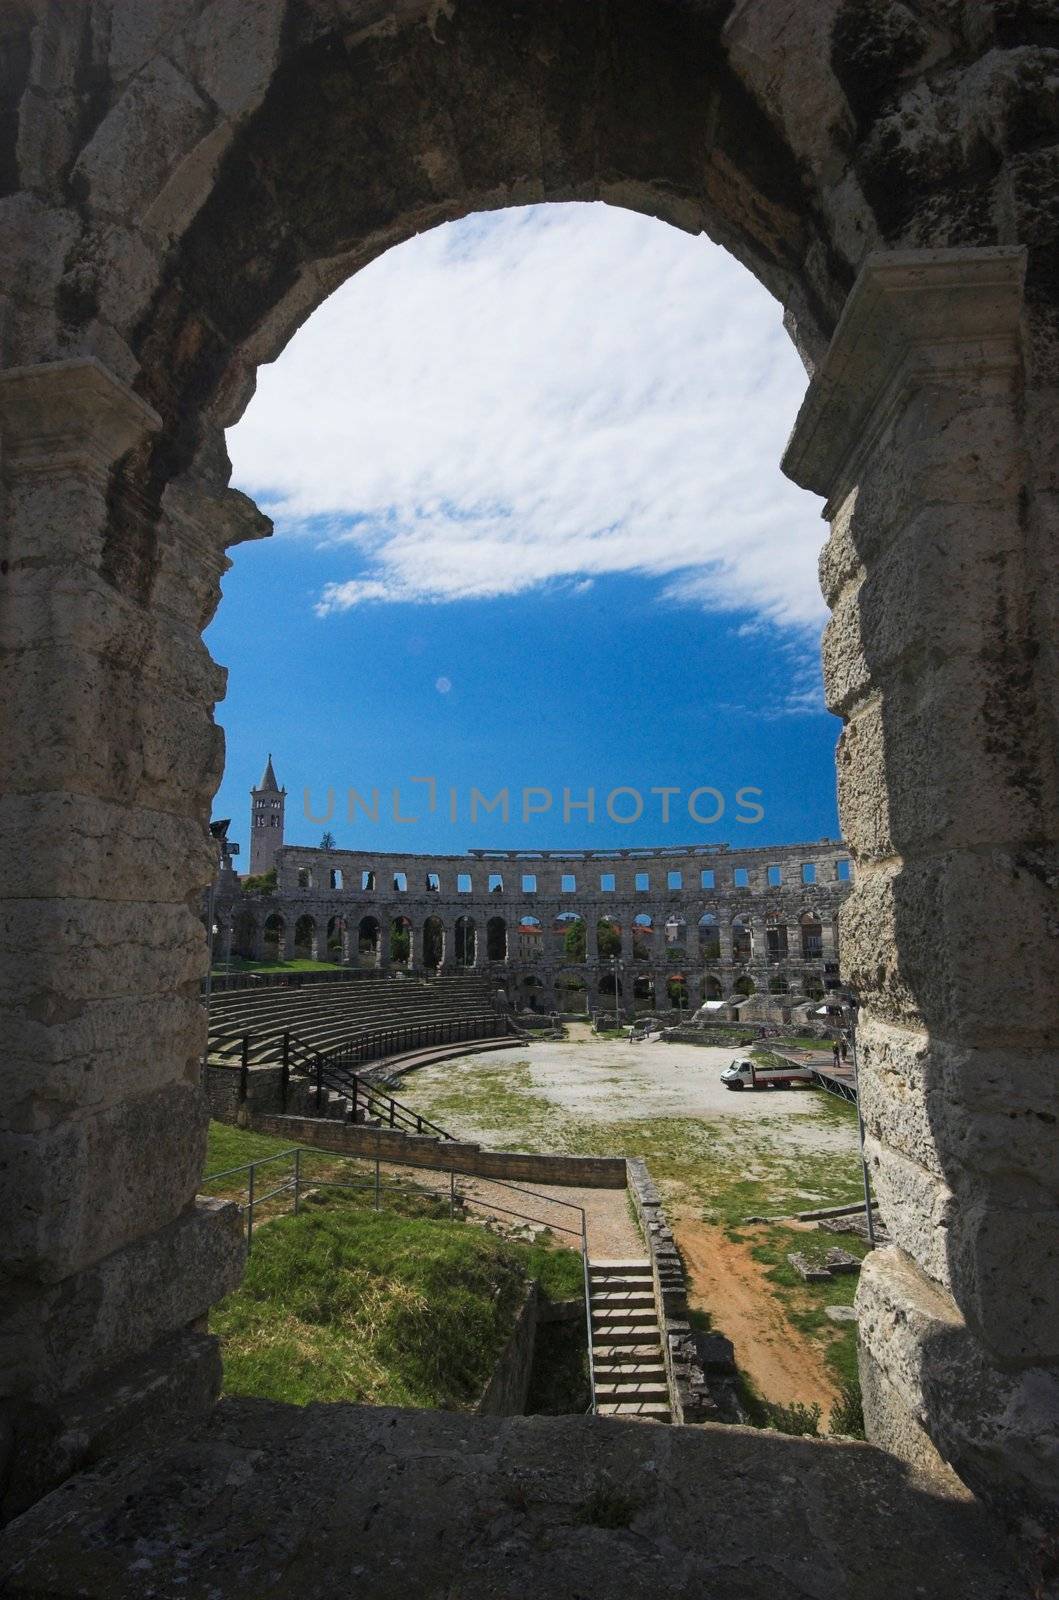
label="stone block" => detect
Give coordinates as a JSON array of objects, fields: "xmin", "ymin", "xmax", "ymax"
[
  {"xmin": 950, "ymin": 1187, "xmax": 1059, "ymax": 1365},
  {"xmin": 72, "ymin": 57, "xmax": 214, "ymax": 223},
  {"xmin": 823, "ymin": 1247, "xmax": 861, "ymax": 1273},
  {"xmin": 0, "ymin": 646, "xmax": 222, "ymax": 810},
  {"xmin": 189, "ymin": 0, "xmax": 286, "ymax": 117},
  {"xmin": 0, "ymin": 899, "xmax": 205, "ymax": 1011},
  {"xmin": 0, "ymin": 1330, "xmax": 222, "ymax": 1521},
  {"xmin": 857, "ymin": 1247, "xmax": 1059, "ymax": 1531},
  {"xmin": 836, "ymin": 658, "xmax": 1048, "ymax": 861},
  {"xmin": 857, "ymin": 1019, "xmax": 1059, "ymax": 1195},
  {"xmin": 108, "ymin": 0, "xmax": 200, "ymax": 84},
  {"xmin": 0, "ymin": 1197, "xmax": 245, "ymax": 1398},
  {"xmin": 0, "ymin": 794, "xmax": 216, "ymax": 902},
  {"xmin": 864, "ymin": 1135, "xmax": 956, "ymax": 1290},
  {"xmin": 788, "ymin": 1250, "xmax": 832, "ymax": 1282},
  {"xmin": 838, "ymin": 854, "xmax": 1059, "ymax": 1040},
  {"xmin": 0, "ymin": 1393, "xmax": 1026, "ymax": 1598},
  {"xmin": 694, "ymin": 1331, "xmax": 736, "ymax": 1373},
  {"xmin": 0, "ymin": 1081, "xmax": 210, "ymax": 1283},
  {"xmin": 0, "ymin": 994, "xmax": 205, "ymax": 1126}
]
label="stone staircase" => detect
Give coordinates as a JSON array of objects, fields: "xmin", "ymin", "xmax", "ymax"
[{"xmin": 590, "ymin": 1259, "xmax": 670, "ymax": 1422}]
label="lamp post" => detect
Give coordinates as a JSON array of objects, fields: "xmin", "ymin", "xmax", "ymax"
[
  {"xmin": 844, "ymin": 993, "xmax": 876, "ymax": 1247},
  {"xmin": 612, "ymin": 953, "xmax": 622, "ymax": 1031}
]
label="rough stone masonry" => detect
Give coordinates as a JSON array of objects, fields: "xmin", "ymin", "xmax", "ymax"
[{"xmin": 0, "ymin": 0, "xmax": 1056, "ymax": 1554}]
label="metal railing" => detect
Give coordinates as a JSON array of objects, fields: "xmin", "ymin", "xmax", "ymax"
[
  {"xmin": 203, "ymin": 967, "xmax": 371, "ymax": 996},
  {"xmin": 319, "ymin": 1012, "xmax": 513, "ymax": 1071},
  {"xmin": 201, "ymin": 1145, "xmax": 595, "ymax": 1412}
]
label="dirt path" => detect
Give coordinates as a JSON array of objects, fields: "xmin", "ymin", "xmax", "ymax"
[{"xmin": 674, "ymin": 1218, "xmax": 839, "ymax": 1414}]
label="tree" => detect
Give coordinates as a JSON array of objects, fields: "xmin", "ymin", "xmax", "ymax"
[
  {"xmin": 563, "ymin": 919, "xmax": 586, "ymax": 960},
  {"xmin": 241, "ymin": 866, "xmax": 277, "ymax": 896},
  {"xmin": 598, "ymin": 919, "xmax": 621, "ymax": 958},
  {"xmin": 320, "ymin": 830, "xmax": 337, "ymax": 850}
]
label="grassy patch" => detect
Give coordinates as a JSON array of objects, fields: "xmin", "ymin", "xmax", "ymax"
[
  {"xmin": 212, "ymin": 1190, "xmax": 582, "ymax": 1409},
  {"xmin": 212, "ymin": 957, "xmax": 344, "ymax": 974},
  {"xmin": 727, "ymin": 1220, "xmax": 871, "ymax": 1394},
  {"xmin": 205, "ymin": 1120, "xmax": 296, "ymax": 1177},
  {"xmin": 397, "ymin": 1049, "xmax": 868, "ymax": 1423}
]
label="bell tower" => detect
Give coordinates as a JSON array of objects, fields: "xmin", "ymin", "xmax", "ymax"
[{"xmin": 249, "ymin": 753, "xmax": 286, "ymax": 876}]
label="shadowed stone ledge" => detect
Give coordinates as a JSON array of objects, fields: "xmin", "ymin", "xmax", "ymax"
[{"xmin": 0, "ymin": 1398, "xmax": 1023, "ymax": 1598}]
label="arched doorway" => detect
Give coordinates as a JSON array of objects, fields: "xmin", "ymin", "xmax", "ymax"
[
  {"xmin": 358, "ymin": 916, "xmax": 383, "ymax": 969},
  {"xmin": 422, "ymin": 915, "xmax": 444, "ymax": 970},
  {"xmin": 455, "ymin": 916, "xmax": 476, "ymax": 968},
  {"xmin": 262, "ymin": 913, "xmax": 285, "ymax": 963},
  {"xmin": 390, "ymin": 916, "xmax": 413, "ymax": 968},
  {"xmin": 486, "ymin": 917, "xmax": 507, "ymax": 963},
  {"xmin": 8, "ymin": 5, "xmax": 1055, "ymax": 1527},
  {"xmin": 327, "ymin": 915, "xmax": 348, "ymax": 964}
]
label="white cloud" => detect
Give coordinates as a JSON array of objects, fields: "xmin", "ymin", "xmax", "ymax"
[{"xmin": 228, "ymin": 203, "xmax": 828, "ymax": 632}]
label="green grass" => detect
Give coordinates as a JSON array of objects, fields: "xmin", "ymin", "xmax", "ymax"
[
  {"xmin": 400, "ymin": 1063, "xmax": 863, "ymax": 1227},
  {"xmin": 397, "ymin": 1054, "xmax": 869, "ymax": 1426},
  {"xmin": 211, "ymin": 1189, "xmax": 583, "ymax": 1409},
  {"xmin": 212, "ymin": 956, "xmax": 345, "ymax": 974},
  {"xmin": 725, "ymin": 1220, "xmax": 872, "ymax": 1393},
  {"xmin": 204, "ymin": 1120, "xmax": 297, "ymax": 1176}
]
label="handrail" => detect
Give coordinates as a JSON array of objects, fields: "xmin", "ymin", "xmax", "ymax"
[{"xmin": 201, "ymin": 1144, "xmax": 595, "ymax": 1410}]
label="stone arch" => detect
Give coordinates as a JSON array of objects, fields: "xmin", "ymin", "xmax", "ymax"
[
  {"xmin": 732, "ymin": 974, "xmax": 755, "ymax": 997},
  {"xmin": 358, "ymin": 914, "xmax": 383, "ymax": 968},
  {"xmin": 516, "ymin": 914, "xmax": 543, "ymax": 961},
  {"xmin": 232, "ymin": 910, "xmax": 258, "ymax": 960},
  {"xmin": 698, "ymin": 912, "xmax": 720, "ymax": 961},
  {"xmin": 555, "ymin": 912, "xmax": 585, "ymax": 961},
  {"xmin": 664, "ymin": 914, "xmax": 687, "ymax": 960},
  {"xmin": 455, "ymin": 915, "xmax": 476, "ymax": 968},
  {"xmin": 390, "ymin": 915, "xmax": 413, "ymax": 967},
  {"xmin": 799, "ymin": 910, "xmax": 823, "ymax": 960},
  {"xmin": 327, "ymin": 915, "xmax": 349, "ymax": 962},
  {"xmin": 731, "ymin": 915, "xmax": 752, "ymax": 964},
  {"xmin": 422, "ymin": 914, "xmax": 445, "ymax": 969},
  {"xmin": 765, "ymin": 912, "xmax": 789, "ymax": 961},
  {"xmin": 633, "ymin": 973, "xmax": 656, "ymax": 1011},
  {"xmin": 262, "ymin": 912, "xmax": 285, "ymax": 960},
  {"xmin": 704, "ymin": 973, "xmax": 723, "ymax": 1001},
  {"xmin": 486, "ymin": 916, "xmax": 507, "ymax": 963},
  {"xmin": 293, "ymin": 913, "xmax": 316, "ymax": 959},
  {"xmin": 631, "ymin": 914, "xmax": 653, "ymax": 960},
  {"xmin": 4, "ymin": 2, "xmax": 1057, "ymax": 1533},
  {"xmin": 666, "ymin": 973, "xmax": 688, "ymax": 1009},
  {"xmin": 556, "ymin": 969, "xmax": 588, "ymax": 1015}
]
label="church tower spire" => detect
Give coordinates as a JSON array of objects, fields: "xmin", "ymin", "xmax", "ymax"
[{"xmin": 249, "ymin": 753, "xmax": 286, "ymax": 876}]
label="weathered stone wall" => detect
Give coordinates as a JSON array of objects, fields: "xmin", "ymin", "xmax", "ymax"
[
  {"xmin": 223, "ymin": 836, "xmax": 850, "ymax": 1017},
  {"xmin": 784, "ymin": 249, "xmax": 1059, "ymax": 1532},
  {"xmin": 627, "ymin": 1159, "xmax": 714, "ymax": 1427},
  {"xmin": 0, "ymin": 0, "xmax": 1056, "ymax": 1534},
  {"xmin": 476, "ymin": 1282, "xmax": 540, "ymax": 1418},
  {"xmin": 239, "ymin": 1111, "xmax": 628, "ymax": 1190}
]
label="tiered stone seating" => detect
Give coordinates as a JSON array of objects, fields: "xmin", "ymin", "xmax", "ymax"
[{"xmin": 206, "ymin": 973, "xmax": 500, "ymax": 1068}]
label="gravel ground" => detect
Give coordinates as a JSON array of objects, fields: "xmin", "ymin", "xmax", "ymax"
[{"xmin": 403, "ymin": 1030, "xmax": 854, "ymax": 1159}]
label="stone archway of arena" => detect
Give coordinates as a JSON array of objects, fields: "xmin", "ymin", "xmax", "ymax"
[{"xmin": 5, "ymin": 1, "xmax": 1057, "ymax": 1537}]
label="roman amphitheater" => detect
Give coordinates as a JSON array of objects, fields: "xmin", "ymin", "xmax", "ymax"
[
  {"xmin": 219, "ymin": 756, "xmax": 853, "ymax": 1020},
  {"xmin": 1, "ymin": 2, "xmax": 1057, "ymax": 1596}
]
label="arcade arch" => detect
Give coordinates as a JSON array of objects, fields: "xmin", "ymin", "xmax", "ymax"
[{"xmin": 2, "ymin": 0, "xmax": 1054, "ymax": 1532}]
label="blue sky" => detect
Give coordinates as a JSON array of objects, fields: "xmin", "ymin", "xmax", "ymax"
[{"xmin": 207, "ymin": 204, "xmax": 841, "ymax": 855}]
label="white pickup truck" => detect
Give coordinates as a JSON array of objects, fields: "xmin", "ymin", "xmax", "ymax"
[{"xmin": 720, "ymin": 1057, "xmax": 814, "ymax": 1091}]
